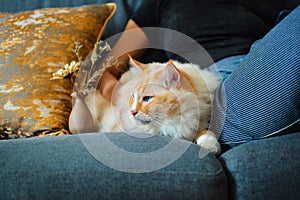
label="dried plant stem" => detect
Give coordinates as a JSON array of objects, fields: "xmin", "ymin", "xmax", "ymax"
[{"xmin": 77, "ymin": 41, "xmax": 123, "ymax": 94}]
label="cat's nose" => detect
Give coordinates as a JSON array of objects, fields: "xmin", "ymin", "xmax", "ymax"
[{"xmin": 131, "ymin": 111, "xmax": 138, "ymax": 117}]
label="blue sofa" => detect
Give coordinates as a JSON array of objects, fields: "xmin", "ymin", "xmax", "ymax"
[{"xmin": 1, "ymin": 1, "xmax": 299, "ymax": 199}]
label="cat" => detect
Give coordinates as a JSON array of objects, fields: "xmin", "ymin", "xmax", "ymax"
[{"xmin": 69, "ymin": 57, "xmax": 221, "ymax": 154}]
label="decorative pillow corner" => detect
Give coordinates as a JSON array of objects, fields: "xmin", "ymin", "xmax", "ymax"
[{"xmin": 0, "ymin": 3, "xmax": 116, "ymax": 139}]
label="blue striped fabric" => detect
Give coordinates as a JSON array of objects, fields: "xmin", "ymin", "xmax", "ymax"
[{"xmin": 211, "ymin": 6, "xmax": 300, "ymax": 145}]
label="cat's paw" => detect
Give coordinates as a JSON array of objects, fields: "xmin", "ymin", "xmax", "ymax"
[{"xmin": 194, "ymin": 130, "xmax": 221, "ymax": 155}]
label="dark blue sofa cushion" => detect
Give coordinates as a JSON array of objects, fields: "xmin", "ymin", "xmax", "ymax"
[
  {"xmin": 0, "ymin": 133, "xmax": 228, "ymax": 200},
  {"xmin": 220, "ymin": 132, "xmax": 300, "ymax": 200}
]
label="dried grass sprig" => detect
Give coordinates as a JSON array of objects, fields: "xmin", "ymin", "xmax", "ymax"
[
  {"xmin": 51, "ymin": 40, "xmax": 122, "ymax": 95},
  {"xmin": 75, "ymin": 41, "xmax": 122, "ymax": 94}
]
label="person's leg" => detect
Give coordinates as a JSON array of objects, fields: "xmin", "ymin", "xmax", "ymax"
[{"xmin": 211, "ymin": 6, "xmax": 300, "ymax": 146}]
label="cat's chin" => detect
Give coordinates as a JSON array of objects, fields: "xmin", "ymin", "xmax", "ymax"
[
  {"xmin": 135, "ymin": 118, "xmax": 151, "ymax": 125},
  {"xmin": 134, "ymin": 115, "xmax": 152, "ymax": 124}
]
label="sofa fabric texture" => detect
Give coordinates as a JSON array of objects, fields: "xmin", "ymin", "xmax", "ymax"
[
  {"xmin": 0, "ymin": 133, "xmax": 229, "ymax": 200},
  {"xmin": 220, "ymin": 132, "xmax": 300, "ymax": 199}
]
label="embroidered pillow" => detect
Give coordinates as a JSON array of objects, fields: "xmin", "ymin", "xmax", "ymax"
[{"xmin": 0, "ymin": 3, "xmax": 116, "ymax": 139}]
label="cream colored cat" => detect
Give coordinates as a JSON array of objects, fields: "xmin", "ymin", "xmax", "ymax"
[{"xmin": 69, "ymin": 57, "xmax": 221, "ymax": 154}]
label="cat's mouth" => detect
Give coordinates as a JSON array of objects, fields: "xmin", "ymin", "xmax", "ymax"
[{"xmin": 134, "ymin": 114, "xmax": 152, "ymax": 124}]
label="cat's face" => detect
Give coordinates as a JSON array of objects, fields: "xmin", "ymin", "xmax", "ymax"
[
  {"xmin": 128, "ymin": 82, "xmax": 180, "ymax": 129},
  {"xmin": 111, "ymin": 56, "xmax": 218, "ymax": 139},
  {"xmin": 116, "ymin": 57, "xmax": 193, "ymax": 134}
]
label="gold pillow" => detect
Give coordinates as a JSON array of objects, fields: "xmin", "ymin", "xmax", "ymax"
[{"xmin": 0, "ymin": 3, "xmax": 116, "ymax": 139}]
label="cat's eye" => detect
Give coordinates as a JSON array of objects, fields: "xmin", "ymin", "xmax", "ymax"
[{"xmin": 142, "ymin": 96, "xmax": 154, "ymax": 102}]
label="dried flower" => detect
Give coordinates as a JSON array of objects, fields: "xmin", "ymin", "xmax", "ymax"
[
  {"xmin": 75, "ymin": 40, "xmax": 122, "ymax": 94},
  {"xmin": 51, "ymin": 40, "xmax": 122, "ymax": 95},
  {"xmin": 51, "ymin": 41, "xmax": 83, "ymax": 80},
  {"xmin": 50, "ymin": 60, "xmax": 81, "ymax": 80}
]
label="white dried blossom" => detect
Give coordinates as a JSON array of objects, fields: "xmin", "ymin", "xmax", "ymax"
[{"xmin": 50, "ymin": 60, "xmax": 81, "ymax": 80}]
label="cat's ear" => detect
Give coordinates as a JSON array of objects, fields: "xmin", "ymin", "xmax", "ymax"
[
  {"xmin": 163, "ymin": 60, "xmax": 181, "ymax": 89},
  {"xmin": 128, "ymin": 54, "xmax": 147, "ymax": 71}
]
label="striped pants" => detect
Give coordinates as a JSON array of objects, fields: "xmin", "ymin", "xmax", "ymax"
[{"xmin": 210, "ymin": 6, "xmax": 300, "ymax": 147}]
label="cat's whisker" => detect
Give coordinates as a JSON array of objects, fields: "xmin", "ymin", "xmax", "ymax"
[
  {"xmin": 151, "ymin": 115, "xmax": 167, "ymax": 128},
  {"xmin": 152, "ymin": 118, "xmax": 164, "ymax": 125}
]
